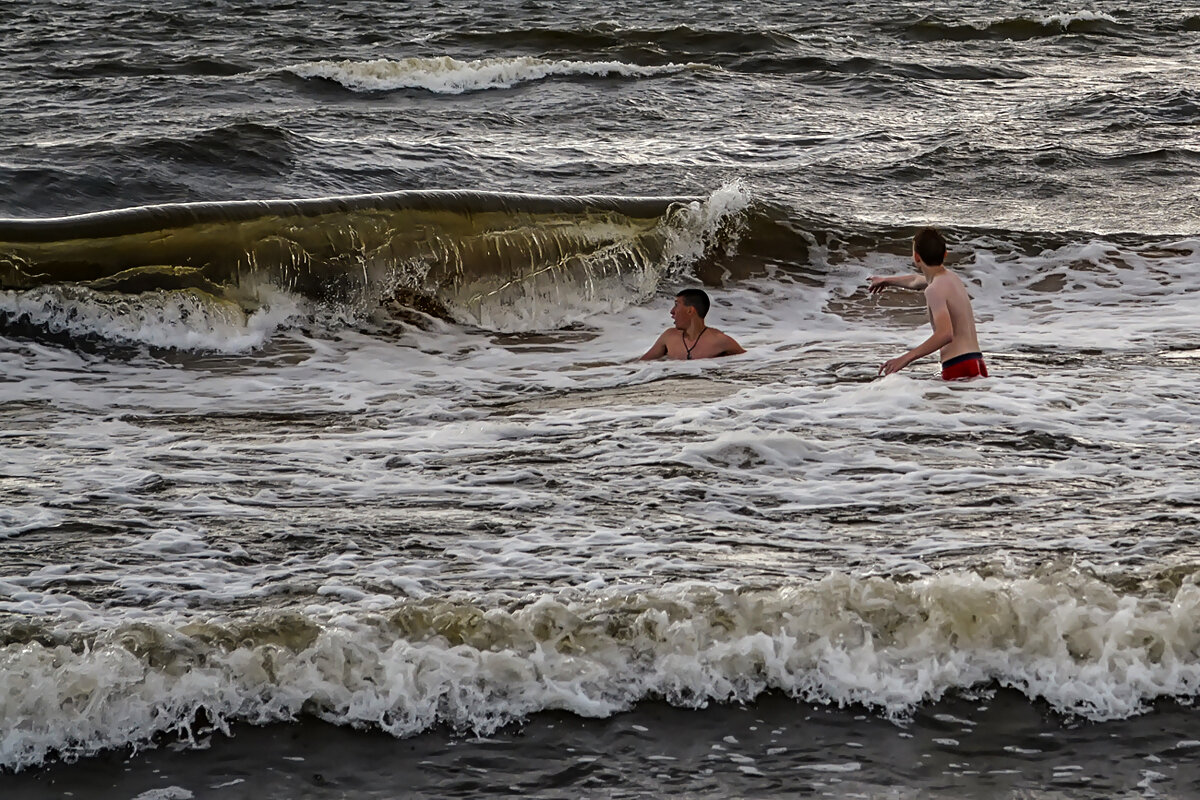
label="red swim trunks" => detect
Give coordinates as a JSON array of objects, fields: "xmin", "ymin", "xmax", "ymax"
[{"xmin": 941, "ymin": 352, "xmax": 988, "ymax": 381}]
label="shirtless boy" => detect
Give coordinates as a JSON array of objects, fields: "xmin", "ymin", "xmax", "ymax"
[
  {"xmin": 868, "ymin": 227, "xmax": 987, "ymax": 380},
  {"xmin": 639, "ymin": 288, "xmax": 745, "ymax": 360}
]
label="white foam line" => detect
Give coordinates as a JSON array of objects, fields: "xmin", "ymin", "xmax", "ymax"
[{"xmin": 287, "ymin": 56, "xmax": 708, "ymax": 94}]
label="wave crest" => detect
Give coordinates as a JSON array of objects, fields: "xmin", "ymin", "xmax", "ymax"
[
  {"xmin": 907, "ymin": 10, "xmax": 1126, "ymax": 42},
  {"xmin": 3, "ymin": 569, "xmax": 1200, "ymax": 771},
  {"xmin": 0, "ymin": 186, "xmax": 756, "ymax": 348},
  {"xmin": 287, "ymin": 56, "xmax": 703, "ymax": 94}
]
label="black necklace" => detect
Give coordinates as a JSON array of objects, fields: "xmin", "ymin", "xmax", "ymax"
[{"xmin": 684, "ymin": 327, "xmax": 707, "ymax": 359}]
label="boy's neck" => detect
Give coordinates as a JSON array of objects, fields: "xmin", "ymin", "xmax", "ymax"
[{"xmin": 920, "ymin": 264, "xmax": 947, "ymax": 281}]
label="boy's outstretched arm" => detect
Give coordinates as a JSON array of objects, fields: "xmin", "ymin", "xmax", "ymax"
[{"xmin": 868, "ymin": 274, "xmax": 928, "ymax": 293}]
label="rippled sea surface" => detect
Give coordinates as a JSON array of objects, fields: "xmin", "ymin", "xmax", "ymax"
[{"xmin": 2, "ymin": 1, "xmax": 1200, "ymax": 798}]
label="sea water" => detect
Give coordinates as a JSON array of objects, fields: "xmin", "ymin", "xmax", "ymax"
[{"xmin": 2, "ymin": 1, "xmax": 1200, "ymax": 797}]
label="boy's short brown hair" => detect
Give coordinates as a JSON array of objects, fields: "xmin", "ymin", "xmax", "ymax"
[
  {"xmin": 675, "ymin": 288, "xmax": 710, "ymax": 318},
  {"xmin": 914, "ymin": 227, "xmax": 947, "ymax": 267}
]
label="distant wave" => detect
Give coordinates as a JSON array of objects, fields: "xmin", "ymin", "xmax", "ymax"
[
  {"xmin": 906, "ymin": 10, "xmax": 1126, "ymax": 42},
  {"xmin": 1054, "ymin": 88, "xmax": 1200, "ymax": 124},
  {"xmin": 3, "ymin": 569, "xmax": 1199, "ymax": 771},
  {"xmin": 140, "ymin": 121, "xmax": 297, "ymax": 173},
  {"xmin": 432, "ymin": 24, "xmax": 799, "ymax": 54},
  {"xmin": 286, "ymin": 56, "xmax": 705, "ymax": 94},
  {"xmin": 732, "ymin": 54, "xmax": 1028, "ymax": 81},
  {"xmin": 1039, "ymin": 10, "xmax": 1121, "ymax": 27}
]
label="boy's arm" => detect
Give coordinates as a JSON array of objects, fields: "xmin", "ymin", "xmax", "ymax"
[
  {"xmin": 639, "ymin": 330, "xmax": 670, "ymax": 360},
  {"xmin": 879, "ymin": 293, "xmax": 954, "ymax": 375},
  {"xmin": 868, "ymin": 274, "xmax": 928, "ymax": 293}
]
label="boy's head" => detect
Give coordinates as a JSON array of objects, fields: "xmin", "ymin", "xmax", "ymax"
[
  {"xmin": 672, "ymin": 289, "xmax": 711, "ymax": 329},
  {"xmin": 913, "ymin": 227, "xmax": 947, "ymax": 268}
]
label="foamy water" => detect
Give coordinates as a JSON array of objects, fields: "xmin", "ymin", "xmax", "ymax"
[{"xmin": 3, "ymin": 186, "xmax": 1199, "ymax": 770}]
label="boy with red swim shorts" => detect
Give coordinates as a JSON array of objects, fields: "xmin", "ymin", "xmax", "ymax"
[{"xmin": 867, "ymin": 227, "xmax": 988, "ymax": 381}]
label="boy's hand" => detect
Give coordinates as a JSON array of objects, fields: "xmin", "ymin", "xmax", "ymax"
[{"xmin": 867, "ymin": 277, "xmax": 892, "ymax": 294}]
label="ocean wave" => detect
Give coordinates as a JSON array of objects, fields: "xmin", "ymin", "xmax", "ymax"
[
  {"xmin": 906, "ymin": 10, "xmax": 1127, "ymax": 42},
  {"xmin": 1053, "ymin": 88, "xmax": 1200, "ymax": 125},
  {"xmin": 286, "ymin": 56, "xmax": 705, "ymax": 94},
  {"xmin": 0, "ymin": 186, "xmax": 754, "ymax": 348},
  {"xmin": 431, "ymin": 24, "xmax": 799, "ymax": 57},
  {"xmin": 138, "ymin": 122, "xmax": 298, "ymax": 174},
  {"xmin": 2, "ymin": 185, "xmax": 1193, "ymax": 351},
  {"xmin": 3, "ymin": 569, "xmax": 1200, "ymax": 771},
  {"xmin": 1039, "ymin": 10, "xmax": 1121, "ymax": 27},
  {"xmin": 49, "ymin": 52, "xmax": 250, "ymax": 80},
  {"xmin": 729, "ymin": 54, "xmax": 1028, "ymax": 81}
]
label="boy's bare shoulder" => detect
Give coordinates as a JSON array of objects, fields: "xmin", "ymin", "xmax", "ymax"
[{"xmin": 926, "ymin": 270, "xmax": 964, "ymax": 294}]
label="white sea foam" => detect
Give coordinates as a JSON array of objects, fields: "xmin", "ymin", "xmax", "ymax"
[
  {"xmin": 659, "ymin": 179, "xmax": 754, "ymax": 276},
  {"xmin": 961, "ymin": 237, "xmax": 1200, "ymax": 351},
  {"xmin": 288, "ymin": 56, "xmax": 702, "ymax": 94},
  {"xmin": 1040, "ymin": 10, "xmax": 1120, "ymax": 28},
  {"xmin": 3, "ymin": 571, "xmax": 1200, "ymax": 771},
  {"xmin": 0, "ymin": 505, "xmax": 61, "ymax": 538},
  {"xmin": 131, "ymin": 789, "xmax": 194, "ymax": 800},
  {"xmin": 0, "ymin": 285, "xmax": 305, "ymax": 353}
]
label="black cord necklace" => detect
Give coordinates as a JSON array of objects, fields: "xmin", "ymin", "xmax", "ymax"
[{"xmin": 684, "ymin": 327, "xmax": 708, "ymax": 359}]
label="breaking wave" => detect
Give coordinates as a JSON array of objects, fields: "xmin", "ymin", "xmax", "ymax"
[
  {"xmin": 286, "ymin": 56, "xmax": 705, "ymax": 94},
  {"xmin": 4, "ymin": 569, "xmax": 1200, "ymax": 771},
  {"xmin": 0, "ymin": 185, "xmax": 752, "ymax": 350}
]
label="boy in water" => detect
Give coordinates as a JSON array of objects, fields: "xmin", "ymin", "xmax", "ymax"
[
  {"xmin": 639, "ymin": 288, "xmax": 746, "ymax": 360},
  {"xmin": 868, "ymin": 227, "xmax": 987, "ymax": 380}
]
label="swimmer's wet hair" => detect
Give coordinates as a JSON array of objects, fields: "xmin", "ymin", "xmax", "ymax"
[
  {"xmin": 914, "ymin": 227, "xmax": 947, "ymax": 267},
  {"xmin": 676, "ymin": 288, "xmax": 710, "ymax": 318}
]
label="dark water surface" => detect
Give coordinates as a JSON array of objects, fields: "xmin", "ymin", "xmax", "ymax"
[
  {"xmin": 3, "ymin": 0, "xmax": 1198, "ymax": 233},
  {"xmin": 10, "ymin": 692, "xmax": 1200, "ymax": 799}
]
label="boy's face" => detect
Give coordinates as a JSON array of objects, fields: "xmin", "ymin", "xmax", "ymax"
[{"xmin": 671, "ymin": 297, "xmax": 695, "ymax": 329}]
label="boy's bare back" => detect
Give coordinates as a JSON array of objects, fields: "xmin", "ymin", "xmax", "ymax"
[{"xmin": 924, "ymin": 270, "xmax": 980, "ymax": 363}]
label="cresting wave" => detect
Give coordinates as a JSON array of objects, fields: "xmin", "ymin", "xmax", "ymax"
[
  {"xmin": 286, "ymin": 56, "xmax": 705, "ymax": 94},
  {"xmin": 905, "ymin": 10, "xmax": 1127, "ymax": 42},
  {"xmin": 0, "ymin": 186, "xmax": 752, "ymax": 349},
  {"xmin": 3, "ymin": 184, "xmax": 1194, "ymax": 352},
  {"xmin": 3, "ymin": 569, "xmax": 1200, "ymax": 772}
]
